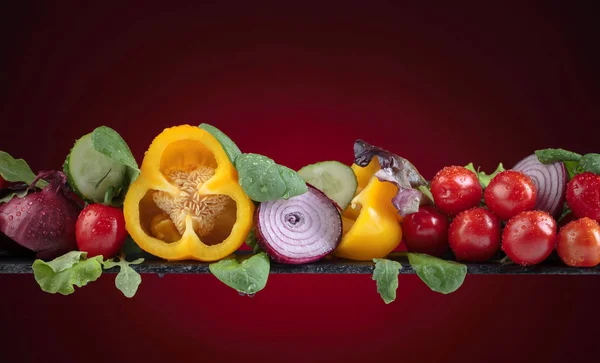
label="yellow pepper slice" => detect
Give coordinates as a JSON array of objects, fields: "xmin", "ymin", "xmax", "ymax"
[
  {"xmin": 123, "ymin": 125, "xmax": 254, "ymax": 261},
  {"xmin": 335, "ymin": 158, "xmax": 403, "ymax": 261}
]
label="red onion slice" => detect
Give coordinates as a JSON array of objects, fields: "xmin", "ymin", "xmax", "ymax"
[
  {"xmin": 255, "ymin": 185, "xmax": 342, "ymax": 264},
  {"xmin": 512, "ymin": 154, "xmax": 567, "ymax": 218}
]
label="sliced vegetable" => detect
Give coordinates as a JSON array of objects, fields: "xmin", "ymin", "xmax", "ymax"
[
  {"xmin": 64, "ymin": 126, "xmax": 139, "ymax": 206},
  {"xmin": 255, "ymin": 185, "xmax": 342, "ymax": 264},
  {"xmin": 372, "ymin": 258, "xmax": 402, "ymax": 304},
  {"xmin": 0, "ymin": 171, "xmax": 81, "ymax": 259},
  {"xmin": 209, "ymin": 252, "xmax": 270, "ymax": 295},
  {"xmin": 123, "ymin": 125, "xmax": 255, "ymax": 262},
  {"xmin": 512, "ymin": 154, "xmax": 567, "ymax": 218},
  {"xmin": 407, "ymin": 253, "xmax": 467, "ymax": 294},
  {"xmin": 298, "ymin": 161, "xmax": 357, "ymax": 210},
  {"xmin": 32, "ymin": 251, "xmax": 103, "ymax": 295},
  {"xmin": 353, "ymin": 139, "xmax": 429, "ymax": 217},
  {"xmin": 337, "ymin": 158, "xmax": 403, "ymax": 261}
]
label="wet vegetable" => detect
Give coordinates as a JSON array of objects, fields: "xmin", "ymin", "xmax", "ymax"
[
  {"xmin": 0, "ymin": 171, "xmax": 81, "ymax": 260},
  {"xmin": 512, "ymin": 154, "xmax": 567, "ymax": 218},
  {"xmin": 255, "ymin": 185, "xmax": 342, "ymax": 264}
]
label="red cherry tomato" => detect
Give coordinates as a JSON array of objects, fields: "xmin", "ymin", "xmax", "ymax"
[
  {"xmin": 431, "ymin": 166, "xmax": 482, "ymax": 216},
  {"xmin": 484, "ymin": 170, "xmax": 537, "ymax": 221},
  {"xmin": 448, "ymin": 207, "xmax": 501, "ymax": 262},
  {"xmin": 76, "ymin": 204, "xmax": 127, "ymax": 258},
  {"xmin": 566, "ymin": 172, "xmax": 600, "ymax": 223},
  {"xmin": 401, "ymin": 205, "xmax": 449, "ymax": 256},
  {"xmin": 557, "ymin": 217, "xmax": 600, "ymax": 267},
  {"xmin": 501, "ymin": 211, "xmax": 557, "ymax": 266}
]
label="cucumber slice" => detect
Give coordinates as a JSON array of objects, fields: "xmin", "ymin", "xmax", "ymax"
[
  {"xmin": 298, "ymin": 161, "xmax": 358, "ymax": 210},
  {"xmin": 64, "ymin": 133, "xmax": 127, "ymax": 203}
]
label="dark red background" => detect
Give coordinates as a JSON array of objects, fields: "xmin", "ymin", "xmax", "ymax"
[{"xmin": 1, "ymin": 1, "xmax": 599, "ymax": 362}]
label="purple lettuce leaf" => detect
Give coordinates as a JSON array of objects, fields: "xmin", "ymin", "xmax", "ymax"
[{"xmin": 354, "ymin": 139, "xmax": 430, "ymax": 217}]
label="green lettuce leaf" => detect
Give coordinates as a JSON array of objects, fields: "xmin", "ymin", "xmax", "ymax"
[
  {"xmin": 407, "ymin": 253, "xmax": 467, "ymax": 294},
  {"xmin": 209, "ymin": 252, "xmax": 270, "ymax": 294},
  {"xmin": 244, "ymin": 230, "xmax": 262, "ymax": 253},
  {"xmin": 32, "ymin": 251, "xmax": 104, "ymax": 295},
  {"xmin": 372, "ymin": 258, "xmax": 402, "ymax": 304},
  {"xmin": 199, "ymin": 123, "xmax": 242, "ymax": 164},
  {"xmin": 103, "ymin": 257, "xmax": 144, "ymax": 298},
  {"xmin": 235, "ymin": 153, "xmax": 307, "ymax": 202},
  {"xmin": 465, "ymin": 162, "xmax": 505, "ymax": 189}
]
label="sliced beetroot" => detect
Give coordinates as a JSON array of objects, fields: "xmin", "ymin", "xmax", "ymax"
[{"xmin": 255, "ymin": 185, "xmax": 342, "ymax": 264}]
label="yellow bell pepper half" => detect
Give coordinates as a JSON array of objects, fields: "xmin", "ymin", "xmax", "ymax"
[
  {"xmin": 123, "ymin": 125, "xmax": 254, "ymax": 262},
  {"xmin": 335, "ymin": 158, "xmax": 403, "ymax": 261}
]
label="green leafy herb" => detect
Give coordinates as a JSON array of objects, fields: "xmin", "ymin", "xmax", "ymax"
[
  {"xmin": 0, "ymin": 151, "xmax": 47, "ymax": 188},
  {"xmin": 535, "ymin": 148, "xmax": 582, "ymax": 164},
  {"xmin": 563, "ymin": 161, "xmax": 581, "ymax": 180},
  {"xmin": 418, "ymin": 185, "xmax": 434, "ymax": 203},
  {"xmin": 465, "ymin": 162, "xmax": 505, "ymax": 189},
  {"xmin": 209, "ymin": 252, "xmax": 270, "ymax": 295},
  {"xmin": 407, "ymin": 253, "xmax": 467, "ymax": 294},
  {"xmin": 0, "ymin": 189, "xmax": 29, "ymax": 204},
  {"xmin": 90, "ymin": 126, "xmax": 140, "ymax": 206},
  {"xmin": 579, "ymin": 153, "xmax": 600, "ymax": 175},
  {"xmin": 235, "ymin": 153, "xmax": 308, "ymax": 202},
  {"xmin": 32, "ymin": 251, "xmax": 104, "ymax": 295},
  {"xmin": 199, "ymin": 123, "xmax": 242, "ymax": 164},
  {"xmin": 245, "ymin": 230, "xmax": 262, "ymax": 253},
  {"xmin": 103, "ymin": 257, "xmax": 144, "ymax": 298},
  {"xmin": 372, "ymin": 258, "xmax": 402, "ymax": 304}
]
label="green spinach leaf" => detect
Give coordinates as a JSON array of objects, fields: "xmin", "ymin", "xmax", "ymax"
[
  {"xmin": 372, "ymin": 258, "xmax": 402, "ymax": 304},
  {"xmin": 408, "ymin": 253, "xmax": 466, "ymax": 294},
  {"xmin": 209, "ymin": 252, "xmax": 270, "ymax": 295}
]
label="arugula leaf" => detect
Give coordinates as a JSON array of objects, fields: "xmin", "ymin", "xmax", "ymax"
[
  {"xmin": 32, "ymin": 251, "xmax": 104, "ymax": 295},
  {"xmin": 245, "ymin": 230, "xmax": 262, "ymax": 253},
  {"xmin": 209, "ymin": 252, "xmax": 270, "ymax": 295},
  {"xmin": 372, "ymin": 258, "xmax": 402, "ymax": 304},
  {"xmin": 535, "ymin": 148, "xmax": 582, "ymax": 164},
  {"xmin": 90, "ymin": 126, "xmax": 140, "ymax": 207},
  {"xmin": 407, "ymin": 253, "xmax": 467, "ymax": 294},
  {"xmin": 0, "ymin": 151, "xmax": 47, "ymax": 188},
  {"xmin": 579, "ymin": 153, "xmax": 600, "ymax": 175},
  {"xmin": 103, "ymin": 257, "xmax": 144, "ymax": 298},
  {"xmin": 199, "ymin": 123, "xmax": 242, "ymax": 164},
  {"xmin": 465, "ymin": 162, "xmax": 505, "ymax": 189},
  {"xmin": 235, "ymin": 153, "xmax": 308, "ymax": 202}
]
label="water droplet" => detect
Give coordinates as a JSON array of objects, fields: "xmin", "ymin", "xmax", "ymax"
[
  {"xmin": 21, "ymin": 207, "xmax": 26, "ymax": 212},
  {"xmin": 8, "ymin": 215, "xmax": 13, "ymax": 221},
  {"xmin": 15, "ymin": 211, "xmax": 21, "ymax": 216},
  {"xmin": 41, "ymin": 211, "xmax": 46, "ymax": 216},
  {"xmin": 28, "ymin": 201, "xmax": 33, "ymax": 205},
  {"xmin": 260, "ymin": 185, "xmax": 268, "ymax": 192},
  {"xmin": 157, "ymin": 273, "xmax": 165, "ymax": 278},
  {"xmin": 247, "ymin": 293, "xmax": 256, "ymax": 298},
  {"xmin": 238, "ymin": 291, "xmax": 246, "ymax": 297}
]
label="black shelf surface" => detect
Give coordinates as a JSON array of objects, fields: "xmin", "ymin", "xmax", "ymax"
[{"xmin": 1, "ymin": 254, "xmax": 599, "ymax": 275}]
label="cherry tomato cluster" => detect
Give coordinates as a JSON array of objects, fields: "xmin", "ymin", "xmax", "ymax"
[{"xmin": 402, "ymin": 166, "xmax": 600, "ymax": 267}]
